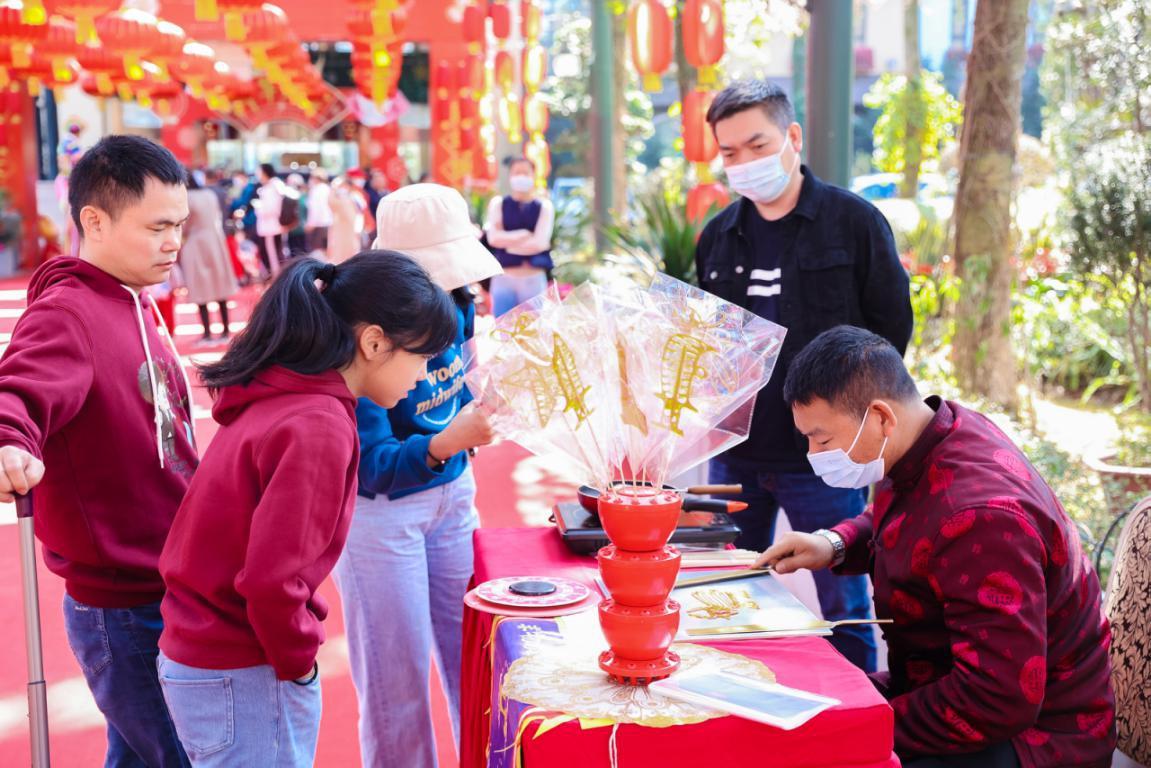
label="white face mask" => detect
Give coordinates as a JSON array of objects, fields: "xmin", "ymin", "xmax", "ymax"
[
  {"xmin": 509, "ymin": 175, "xmax": 535, "ymax": 194},
  {"xmin": 725, "ymin": 140, "xmax": 799, "ymax": 204},
  {"xmin": 807, "ymin": 411, "xmax": 889, "ymax": 489}
]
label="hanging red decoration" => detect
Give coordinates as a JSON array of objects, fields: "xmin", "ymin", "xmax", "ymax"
[
  {"xmin": 498, "ymin": 92, "xmax": 522, "ymax": 143},
  {"xmin": 520, "ymin": 0, "xmax": 541, "ymax": 41},
  {"xmin": 686, "ymin": 182, "xmax": 729, "ymax": 224},
  {"xmin": 241, "ymin": 3, "xmax": 288, "ymax": 70},
  {"xmin": 524, "ymin": 133, "xmax": 551, "ymax": 181},
  {"xmin": 523, "ymin": 92, "xmax": 549, "ymax": 135},
  {"xmin": 37, "ymin": 15, "xmax": 79, "ymax": 85},
  {"xmin": 461, "ymin": 2, "xmax": 484, "ymax": 53},
  {"xmin": 43, "ymin": 0, "xmax": 119, "ymax": 44},
  {"xmin": 488, "ymin": 2, "xmax": 510, "ymax": 39},
  {"xmin": 215, "ymin": 0, "xmax": 264, "ymax": 41},
  {"xmin": 682, "ymin": 0, "xmax": 724, "ymax": 85},
  {"xmin": 493, "ymin": 50, "xmax": 515, "ymax": 92},
  {"xmin": 76, "ymin": 41, "xmax": 124, "ymax": 95},
  {"xmin": 169, "ymin": 40, "xmax": 216, "ymax": 97},
  {"xmin": 522, "ymin": 43, "xmax": 546, "ymax": 93},
  {"xmin": 0, "ymin": 2, "xmax": 49, "ymax": 69},
  {"xmin": 627, "ymin": 0, "xmax": 672, "ymax": 92},
  {"xmin": 682, "ymin": 89, "xmax": 717, "ymax": 163},
  {"xmin": 95, "ymin": 8, "xmax": 161, "ymax": 80}
]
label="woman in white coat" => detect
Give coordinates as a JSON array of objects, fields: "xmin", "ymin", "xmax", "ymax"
[{"xmin": 181, "ymin": 173, "xmax": 238, "ymax": 344}]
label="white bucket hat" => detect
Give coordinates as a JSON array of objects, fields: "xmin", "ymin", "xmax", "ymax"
[{"xmin": 372, "ymin": 183, "xmax": 503, "ymax": 291}]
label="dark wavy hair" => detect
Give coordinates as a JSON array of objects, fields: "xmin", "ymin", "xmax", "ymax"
[{"xmin": 199, "ymin": 252, "xmax": 458, "ymax": 391}]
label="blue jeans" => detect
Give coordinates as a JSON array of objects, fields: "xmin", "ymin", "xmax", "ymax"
[
  {"xmin": 332, "ymin": 468, "xmax": 478, "ymax": 768},
  {"xmin": 62, "ymin": 595, "xmax": 190, "ymax": 768},
  {"xmin": 157, "ymin": 652, "xmax": 321, "ymax": 767},
  {"xmin": 490, "ymin": 272, "xmax": 548, "ymax": 316},
  {"xmin": 710, "ymin": 458, "xmax": 878, "ymax": 672}
]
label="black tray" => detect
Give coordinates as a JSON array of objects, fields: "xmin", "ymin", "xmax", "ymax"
[{"xmin": 552, "ymin": 502, "xmax": 741, "ymax": 556}]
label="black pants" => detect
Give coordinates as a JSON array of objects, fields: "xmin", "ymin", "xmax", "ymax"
[
  {"xmin": 198, "ymin": 302, "xmax": 231, "ymax": 339},
  {"xmin": 903, "ymin": 741, "xmax": 1020, "ymax": 768},
  {"xmin": 254, "ymin": 232, "xmax": 283, "ymax": 275}
]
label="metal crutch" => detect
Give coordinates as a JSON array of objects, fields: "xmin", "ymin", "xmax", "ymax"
[{"xmin": 15, "ymin": 493, "xmax": 50, "ymax": 767}]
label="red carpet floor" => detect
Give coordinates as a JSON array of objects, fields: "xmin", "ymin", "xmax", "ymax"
[{"xmin": 0, "ymin": 274, "xmax": 575, "ymax": 766}]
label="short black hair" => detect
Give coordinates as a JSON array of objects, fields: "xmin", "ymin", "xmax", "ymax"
[
  {"xmin": 783, "ymin": 326, "xmax": 920, "ymax": 416},
  {"xmin": 68, "ymin": 135, "xmax": 186, "ymax": 236},
  {"xmin": 259, "ymin": 163, "xmax": 277, "ymax": 180},
  {"xmin": 508, "ymin": 156, "xmax": 535, "ymax": 172},
  {"xmin": 706, "ymin": 79, "xmax": 795, "ymax": 133}
]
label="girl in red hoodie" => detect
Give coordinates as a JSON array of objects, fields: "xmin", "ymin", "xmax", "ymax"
[{"xmin": 157, "ymin": 252, "xmax": 457, "ymax": 767}]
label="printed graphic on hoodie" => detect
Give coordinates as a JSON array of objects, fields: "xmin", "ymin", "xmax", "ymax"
[
  {"xmin": 414, "ymin": 352, "xmax": 466, "ymax": 427},
  {"xmin": 137, "ymin": 358, "xmax": 195, "ymax": 479}
]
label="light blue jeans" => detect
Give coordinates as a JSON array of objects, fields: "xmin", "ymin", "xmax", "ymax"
[
  {"xmin": 156, "ymin": 651, "xmax": 322, "ymax": 767},
  {"xmin": 490, "ymin": 271, "xmax": 548, "ymax": 316},
  {"xmin": 332, "ymin": 468, "xmax": 479, "ymax": 768}
]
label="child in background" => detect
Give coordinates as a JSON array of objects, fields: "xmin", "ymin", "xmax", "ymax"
[
  {"xmin": 333, "ymin": 184, "xmax": 503, "ymax": 768},
  {"xmin": 157, "ymin": 253, "xmax": 459, "ymax": 767}
]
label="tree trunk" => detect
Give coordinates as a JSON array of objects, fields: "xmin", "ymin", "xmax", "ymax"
[
  {"xmin": 900, "ymin": 0, "xmax": 924, "ymax": 198},
  {"xmin": 674, "ymin": 1, "xmax": 697, "ymax": 111},
  {"xmin": 950, "ymin": 0, "xmax": 1029, "ymax": 410},
  {"xmin": 611, "ymin": 7, "xmax": 629, "ymax": 217}
]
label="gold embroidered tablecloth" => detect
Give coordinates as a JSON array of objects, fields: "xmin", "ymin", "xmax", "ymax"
[{"xmin": 500, "ymin": 637, "xmax": 774, "ymax": 728}]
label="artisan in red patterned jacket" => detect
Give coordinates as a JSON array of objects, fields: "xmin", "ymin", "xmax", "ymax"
[{"xmin": 761, "ymin": 327, "xmax": 1115, "ymax": 768}]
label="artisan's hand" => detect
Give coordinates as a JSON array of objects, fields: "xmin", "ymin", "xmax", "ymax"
[
  {"xmin": 428, "ymin": 403, "xmax": 495, "ymax": 464},
  {"xmin": 753, "ymin": 531, "xmax": 834, "ymax": 573},
  {"xmin": 0, "ymin": 446, "xmax": 45, "ymax": 503}
]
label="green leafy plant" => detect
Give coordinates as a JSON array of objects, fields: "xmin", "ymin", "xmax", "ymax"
[
  {"xmin": 862, "ymin": 70, "xmax": 962, "ymax": 179},
  {"xmin": 600, "ymin": 183, "xmax": 715, "ymax": 285},
  {"xmin": 1063, "ymin": 134, "xmax": 1151, "ymax": 414}
]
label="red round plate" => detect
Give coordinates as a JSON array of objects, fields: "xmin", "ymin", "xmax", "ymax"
[
  {"xmin": 464, "ymin": 588, "xmax": 601, "ymax": 618},
  {"xmin": 473, "ymin": 576, "xmax": 591, "ymax": 608}
]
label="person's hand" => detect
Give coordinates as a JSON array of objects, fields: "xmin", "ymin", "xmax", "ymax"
[
  {"xmin": 753, "ymin": 531, "xmax": 835, "ymax": 573},
  {"xmin": 428, "ymin": 403, "xmax": 495, "ymax": 462},
  {"xmin": 0, "ymin": 446, "xmax": 45, "ymax": 503}
]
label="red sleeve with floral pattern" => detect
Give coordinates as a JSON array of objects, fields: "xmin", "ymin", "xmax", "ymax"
[{"xmin": 889, "ymin": 506, "xmax": 1048, "ymax": 758}]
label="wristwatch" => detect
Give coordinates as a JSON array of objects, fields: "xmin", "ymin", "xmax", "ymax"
[{"xmin": 812, "ymin": 528, "xmax": 846, "ymax": 567}]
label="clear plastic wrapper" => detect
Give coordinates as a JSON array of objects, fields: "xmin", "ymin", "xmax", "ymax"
[{"xmin": 464, "ymin": 275, "xmax": 786, "ymax": 491}]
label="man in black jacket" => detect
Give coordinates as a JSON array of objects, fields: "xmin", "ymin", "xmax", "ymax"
[{"xmin": 697, "ymin": 80, "xmax": 913, "ymax": 672}]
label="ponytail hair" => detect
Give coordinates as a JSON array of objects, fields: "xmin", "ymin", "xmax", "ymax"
[{"xmin": 199, "ymin": 252, "xmax": 458, "ymax": 391}]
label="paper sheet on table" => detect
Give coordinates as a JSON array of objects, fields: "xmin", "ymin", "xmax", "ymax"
[{"xmin": 672, "ymin": 570, "xmax": 832, "ymax": 640}]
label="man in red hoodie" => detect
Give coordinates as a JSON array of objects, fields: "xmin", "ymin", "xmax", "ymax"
[
  {"xmin": 758, "ymin": 326, "xmax": 1115, "ymax": 768},
  {"xmin": 0, "ymin": 136, "xmax": 197, "ymax": 767}
]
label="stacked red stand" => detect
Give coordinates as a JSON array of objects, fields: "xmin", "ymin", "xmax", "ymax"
[{"xmin": 595, "ymin": 485, "xmax": 683, "ymax": 684}]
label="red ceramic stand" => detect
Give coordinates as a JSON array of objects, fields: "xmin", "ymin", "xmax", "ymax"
[{"xmin": 596, "ymin": 485, "xmax": 683, "ymax": 685}]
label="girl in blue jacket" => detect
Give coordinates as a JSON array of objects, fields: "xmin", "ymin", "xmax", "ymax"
[{"xmin": 332, "ymin": 184, "xmax": 504, "ymax": 768}]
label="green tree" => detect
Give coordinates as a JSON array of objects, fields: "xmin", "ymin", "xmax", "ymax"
[
  {"xmin": 862, "ymin": 71, "xmax": 962, "ymax": 185},
  {"xmin": 950, "ymin": 0, "xmax": 1030, "ymax": 410}
]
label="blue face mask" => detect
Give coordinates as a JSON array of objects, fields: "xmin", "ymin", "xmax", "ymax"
[
  {"xmin": 807, "ymin": 412, "xmax": 888, "ymax": 489},
  {"xmin": 725, "ymin": 141, "xmax": 799, "ymax": 204}
]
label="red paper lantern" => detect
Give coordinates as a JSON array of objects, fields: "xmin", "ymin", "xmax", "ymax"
[
  {"xmin": 686, "ymin": 182, "xmax": 729, "ymax": 224},
  {"xmin": 682, "ymin": 0, "xmax": 724, "ymax": 83},
  {"xmin": 95, "ymin": 8, "xmax": 161, "ymax": 80},
  {"xmin": 523, "ymin": 92, "xmax": 549, "ymax": 135},
  {"xmin": 169, "ymin": 41, "xmax": 216, "ymax": 96},
  {"xmin": 0, "ymin": 2, "xmax": 48, "ymax": 69},
  {"xmin": 461, "ymin": 2, "xmax": 484, "ymax": 52},
  {"xmin": 524, "ymin": 133, "xmax": 551, "ymax": 181},
  {"xmin": 10, "ymin": 46, "xmax": 78, "ymax": 95},
  {"xmin": 520, "ymin": 0, "xmax": 541, "ymax": 41},
  {"xmin": 241, "ymin": 4, "xmax": 288, "ymax": 69},
  {"xmin": 43, "ymin": 0, "xmax": 119, "ymax": 44},
  {"xmin": 37, "ymin": 15, "xmax": 79, "ymax": 84},
  {"xmin": 76, "ymin": 41, "xmax": 125, "ymax": 95},
  {"xmin": 215, "ymin": 0, "xmax": 264, "ymax": 41},
  {"xmin": 493, "ymin": 50, "xmax": 515, "ymax": 92},
  {"xmin": 522, "ymin": 43, "xmax": 546, "ymax": 93},
  {"xmin": 498, "ymin": 92, "xmax": 522, "ymax": 143},
  {"xmin": 489, "ymin": 2, "xmax": 510, "ymax": 39},
  {"xmin": 627, "ymin": 0, "xmax": 672, "ymax": 92},
  {"xmin": 682, "ymin": 89, "xmax": 717, "ymax": 163}
]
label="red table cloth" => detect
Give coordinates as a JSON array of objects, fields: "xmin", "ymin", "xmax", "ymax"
[{"xmin": 461, "ymin": 527, "xmax": 900, "ymax": 768}]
